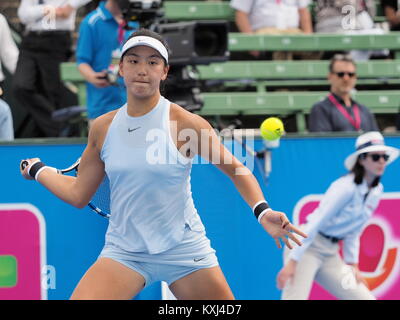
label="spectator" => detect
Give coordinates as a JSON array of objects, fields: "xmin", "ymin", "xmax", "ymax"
[
  {"xmin": 0, "ymin": 13, "xmax": 19, "ymax": 140},
  {"xmin": 314, "ymin": 0, "xmax": 387, "ymax": 61},
  {"xmin": 309, "ymin": 54, "xmax": 379, "ymax": 132},
  {"xmin": 13, "ymin": 0, "xmax": 91, "ymax": 138},
  {"xmin": 230, "ymin": 0, "xmax": 313, "ymax": 60},
  {"xmin": 381, "ymin": 0, "xmax": 400, "ymax": 30},
  {"xmin": 76, "ymin": 0, "xmax": 138, "ymax": 126}
]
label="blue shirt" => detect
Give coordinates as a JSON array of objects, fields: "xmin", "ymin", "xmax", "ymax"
[
  {"xmin": 289, "ymin": 174, "xmax": 383, "ymax": 264},
  {"xmin": 100, "ymin": 96, "xmax": 205, "ymax": 254},
  {"xmin": 76, "ymin": 1, "xmax": 138, "ymax": 119}
]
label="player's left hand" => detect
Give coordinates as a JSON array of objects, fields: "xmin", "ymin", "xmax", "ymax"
[{"xmin": 260, "ymin": 210, "xmax": 307, "ymax": 249}]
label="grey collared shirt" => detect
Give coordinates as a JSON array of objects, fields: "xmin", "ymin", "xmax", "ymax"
[{"xmin": 308, "ymin": 93, "xmax": 379, "ymax": 132}]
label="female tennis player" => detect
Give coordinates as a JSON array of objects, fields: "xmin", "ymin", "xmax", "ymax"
[
  {"xmin": 21, "ymin": 29, "xmax": 306, "ymax": 300},
  {"xmin": 277, "ymin": 131, "xmax": 399, "ymax": 300}
]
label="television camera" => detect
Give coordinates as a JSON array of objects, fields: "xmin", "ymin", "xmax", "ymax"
[{"xmin": 115, "ymin": 0, "xmax": 229, "ymax": 112}]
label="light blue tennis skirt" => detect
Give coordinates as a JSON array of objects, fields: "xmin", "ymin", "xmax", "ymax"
[{"xmin": 99, "ymin": 224, "xmax": 219, "ymax": 288}]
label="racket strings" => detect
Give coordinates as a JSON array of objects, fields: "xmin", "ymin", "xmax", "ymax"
[
  {"xmin": 90, "ymin": 175, "xmax": 111, "ymax": 217},
  {"xmin": 73, "ymin": 164, "xmax": 111, "ymax": 218}
]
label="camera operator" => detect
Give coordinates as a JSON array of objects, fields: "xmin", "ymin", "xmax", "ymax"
[{"xmin": 76, "ymin": 0, "xmax": 138, "ymax": 126}]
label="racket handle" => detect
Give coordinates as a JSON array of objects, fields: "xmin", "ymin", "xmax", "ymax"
[{"xmin": 21, "ymin": 160, "xmax": 29, "ymax": 170}]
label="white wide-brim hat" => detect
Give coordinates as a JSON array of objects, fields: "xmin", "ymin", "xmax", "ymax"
[{"xmin": 344, "ymin": 131, "xmax": 399, "ymax": 170}]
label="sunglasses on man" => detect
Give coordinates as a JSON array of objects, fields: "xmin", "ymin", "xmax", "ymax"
[{"xmin": 333, "ymin": 72, "xmax": 356, "ymax": 78}]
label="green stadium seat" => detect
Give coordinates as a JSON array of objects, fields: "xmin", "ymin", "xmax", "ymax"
[
  {"xmin": 228, "ymin": 32, "xmax": 400, "ymax": 53},
  {"xmin": 164, "ymin": 1, "xmax": 233, "ymax": 21},
  {"xmin": 194, "ymin": 60, "xmax": 400, "ymax": 90},
  {"xmin": 196, "ymin": 60, "xmax": 400, "ymax": 79}
]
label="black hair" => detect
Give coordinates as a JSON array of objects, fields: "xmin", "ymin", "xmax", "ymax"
[
  {"xmin": 351, "ymin": 153, "xmax": 380, "ymax": 187},
  {"xmin": 122, "ymin": 28, "xmax": 170, "ymax": 66}
]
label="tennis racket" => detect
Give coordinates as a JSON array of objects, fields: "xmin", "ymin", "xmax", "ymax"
[{"xmin": 21, "ymin": 158, "xmax": 111, "ymax": 219}]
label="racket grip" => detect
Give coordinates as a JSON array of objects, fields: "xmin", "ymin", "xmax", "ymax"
[{"xmin": 21, "ymin": 160, "xmax": 29, "ymax": 170}]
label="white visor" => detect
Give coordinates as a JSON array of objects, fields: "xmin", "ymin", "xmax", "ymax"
[{"xmin": 121, "ymin": 36, "xmax": 169, "ymax": 64}]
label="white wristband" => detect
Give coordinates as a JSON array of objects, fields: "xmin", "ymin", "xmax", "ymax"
[
  {"xmin": 257, "ymin": 208, "xmax": 272, "ymax": 224},
  {"xmin": 35, "ymin": 166, "xmax": 58, "ymax": 181}
]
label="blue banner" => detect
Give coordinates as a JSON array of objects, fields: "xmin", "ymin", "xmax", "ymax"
[{"xmin": 1, "ymin": 135, "xmax": 399, "ymax": 299}]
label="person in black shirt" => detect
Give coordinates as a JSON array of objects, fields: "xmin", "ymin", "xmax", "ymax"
[
  {"xmin": 13, "ymin": 0, "xmax": 91, "ymax": 138},
  {"xmin": 308, "ymin": 54, "xmax": 379, "ymax": 132}
]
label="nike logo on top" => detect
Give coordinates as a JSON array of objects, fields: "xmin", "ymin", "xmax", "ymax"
[{"xmin": 128, "ymin": 127, "xmax": 141, "ymax": 132}]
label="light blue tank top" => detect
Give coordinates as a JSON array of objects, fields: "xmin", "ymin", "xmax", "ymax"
[{"xmin": 100, "ymin": 96, "xmax": 205, "ymax": 254}]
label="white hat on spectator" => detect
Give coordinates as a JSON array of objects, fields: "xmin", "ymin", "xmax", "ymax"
[{"xmin": 344, "ymin": 131, "xmax": 399, "ymax": 170}]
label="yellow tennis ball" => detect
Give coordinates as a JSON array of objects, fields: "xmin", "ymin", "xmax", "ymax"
[{"xmin": 260, "ymin": 117, "xmax": 285, "ymax": 141}]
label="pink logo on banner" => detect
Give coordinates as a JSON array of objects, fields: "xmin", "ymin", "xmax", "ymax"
[
  {"xmin": 0, "ymin": 204, "xmax": 46, "ymax": 300},
  {"xmin": 294, "ymin": 193, "xmax": 400, "ymax": 300}
]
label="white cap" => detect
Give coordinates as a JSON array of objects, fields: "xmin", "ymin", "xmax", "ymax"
[
  {"xmin": 344, "ymin": 131, "xmax": 399, "ymax": 170},
  {"xmin": 121, "ymin": 36, "xmax": 169, "ymax": 64}
]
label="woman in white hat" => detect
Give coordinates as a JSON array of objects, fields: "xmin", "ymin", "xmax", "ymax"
[
  {"xmin": 277, "ymin": 131, "xmax": 399, "ymax": 300},
  {"xmin": 20, "ymin": 28, "xmax": 306, "ymax": 300}
]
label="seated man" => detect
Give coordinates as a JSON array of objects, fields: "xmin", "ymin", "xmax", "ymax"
[
  {"xmin": 309, "ymin": 54, "xmax": 379, "ymax": 132},
  {"xmin": 230, "ymin": 0, "xmax": 313, "ymax": 59}
]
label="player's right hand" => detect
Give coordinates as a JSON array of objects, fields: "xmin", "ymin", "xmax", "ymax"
[{"xmin": 20, "ymin": 158, "xmax": 41, "ymax": 180}]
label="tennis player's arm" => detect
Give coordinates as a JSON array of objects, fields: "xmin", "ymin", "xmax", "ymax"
[{"xmin": 23, "ymin": 119, "xmax": 106, "ymax": 208}]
